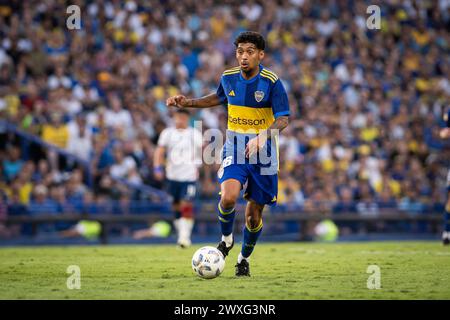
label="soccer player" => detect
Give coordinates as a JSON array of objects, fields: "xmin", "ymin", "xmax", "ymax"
[
  {"xmin": 59, "ymin": 220, "xmax": 102, "ymax": 240},
  {"xmin": 153, "ymin": 108, "xmax": 203, "ymax": 248},
  {"xmin": 166, "ymin": 31, "xmax": 290, "ymax": 276},
  {"xmin": 440, "ymin": 109, "xmax": 450, "ymax": 245},
  {"xmin": 132, "ymin": 220, "xmax": 172, "ymax": 239}
]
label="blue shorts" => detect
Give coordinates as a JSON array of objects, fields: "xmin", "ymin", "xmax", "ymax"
[
  {"xmin": 218, "ymin": 163, "xmax": 278, "ymax": 206},
  {"xmin": 166, "ymin": 180, "xmax": 197, "ymax": 203}
]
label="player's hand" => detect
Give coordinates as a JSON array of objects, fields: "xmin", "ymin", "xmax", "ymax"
[
  {"xmin": 245, "ymin": 134, "xmax": 267, "ymax": 158},
  {"xmin": 440, "ymin": 128, "xmax": 450, "ymax": 139},
  {"xmin": 133, "ymin": 229, "xmax": 153, "ymax": 240},
  {"xmin": 154, "ymin": 166, "xmax": 164, "ymax": 181},
  {"xmin": 166, "ymin": 95, "xmax": 190, "ymax": 108},
  {"xmin": 154, "ymin": 171, "xmax": 164, "ymax": 181}
]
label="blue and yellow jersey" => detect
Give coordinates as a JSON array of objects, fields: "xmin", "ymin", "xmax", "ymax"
[
  {"xmin": 217, "ymin": 64, "xmax": 290, "ymax": 133},
  {"xmin": 216, "ymin": 64, "xmax": 290, "ymax": 173}
]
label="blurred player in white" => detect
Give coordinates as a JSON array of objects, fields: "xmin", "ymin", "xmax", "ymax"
[
  {"xmin": 153, "ymin": 109, "xmax": 203, "ymax": 248},
  {"xmin": 440, "ymin": 109, "xmax": 450, "ymax": 245}
]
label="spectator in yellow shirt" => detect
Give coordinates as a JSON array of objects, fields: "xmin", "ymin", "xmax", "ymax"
[{"xmin": 41, "ymin": 112, "xmax": 69, "ymax": 149}]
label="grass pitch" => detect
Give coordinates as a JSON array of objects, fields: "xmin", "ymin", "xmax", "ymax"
[{"xmin": 0, "ymin": 241, "xmax": 449, "ymax": 299}]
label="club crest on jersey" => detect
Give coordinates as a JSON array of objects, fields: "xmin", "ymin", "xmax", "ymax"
[{"xmin": 254, "ymin": 91, "xmax": 264, "ymax": 102}]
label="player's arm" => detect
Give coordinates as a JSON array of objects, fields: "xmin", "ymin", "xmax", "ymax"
[
  {"xmin": 166, "ymin": 93, "xmax": 222, "ymax": 109},
  {"xmin": 246, "ymin": 78, "xmax": 290, "ymax": 158},
  {"xmin": 245, "ymin": 116, "xmax": 289, "ymax": 158},
  {"xmin": 133, "ymin": 228, "xmax": 155, "ymax": 239},
  {"xmin": 441, "ymin": 128, "xmax": 450, "ymax": 139},
  {"xmin": 255, "ymin": 115, "xmax": 290, "ymax": 147},
  {"xmin": 266, "ymin": 116, "xmax": 289, "ymax": 133},
  {"xmin": 166, "ymin": 77, "xmax": 227, "ymax": 109},
  {"xmin": 440, "ymin": 110, "xmax": 450, "ymax": 139},
  {"xmin": 153, "ymin": 145, "xmax": 165, "ymax": 181}
]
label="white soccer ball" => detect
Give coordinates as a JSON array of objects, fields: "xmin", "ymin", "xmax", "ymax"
[{"xmin": 192, "ymin": 246, "xmax": 225, "ymax": 279}]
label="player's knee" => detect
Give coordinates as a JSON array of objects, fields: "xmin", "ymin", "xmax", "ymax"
[
  {"xmin": 220, "ymin": 193, "xmax": 237, "ymax": 209},
  {"xmin": 246, "ymin": 215, "xmax": 262, "ymax": 230}
]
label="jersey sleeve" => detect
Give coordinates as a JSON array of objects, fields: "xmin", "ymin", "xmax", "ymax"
[
  {"xmin": 216, "ymin": 76, "xmax": 228, "ymax": 106},
  {"xmin": 446, "ymin": 110, "xmax": 450, "ymax": 128},
  {"xmin": 271, "ymin": 80, "xmax": 290, "ymax": 118},
  {"xmin": 157, "ymin": 129, "xmax": 169, "ymax": 147}
]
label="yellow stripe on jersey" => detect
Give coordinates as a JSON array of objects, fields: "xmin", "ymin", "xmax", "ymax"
[
  {"xmin": 224, "ymin": 66, "xmax": 240, "ymax": 72},
  {"xmin": 261, "ymin": 73, "xmax": 276, "ymax": 83},
  {"xmin": 223, "ymin": 67, "xmax": 241, "ymax": 75},
  {"xmin": 227, "ymin": 104, "xmax": 275, "ymax": 134},
  {"xmin": 261, "ymin": 73, "xmax": 277, "ymax": 83},
  {"xmin": 261, "ymin": 70, "xmax": 278, "ymax": 83},
  {"xmin": 223, "ymin": 70, "xmax": 241, "ymax": 76},
  {"xmin": 261, "ymin": 69, "xmax": 278, "ymax": 80}
]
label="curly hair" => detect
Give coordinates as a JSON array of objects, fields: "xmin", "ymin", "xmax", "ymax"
[{"xmin": 233, "ymin": 31, "xmax": 265, "ymax": 50}]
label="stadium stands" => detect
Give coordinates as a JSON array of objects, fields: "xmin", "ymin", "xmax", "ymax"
[{"xmin": 0, "ymin": 0, "xmax": 449, "ymax": 240}]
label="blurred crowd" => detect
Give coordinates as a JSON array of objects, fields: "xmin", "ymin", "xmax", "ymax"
[{"xmin": 0, "ymin": 0, "xmax": 449, "ymax": 235}]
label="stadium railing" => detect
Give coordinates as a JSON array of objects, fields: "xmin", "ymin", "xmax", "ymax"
[
  {"xmin": 5, "ymin": 209, "xmax": 443, "ymax": 244},
  {"xmin": 1, "ymin": 120, "xmax": 170, "ymax": 202}
]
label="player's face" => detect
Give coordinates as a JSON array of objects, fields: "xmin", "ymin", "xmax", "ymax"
[
  {"xmin": 236, "ymin": 43, "xmax": 264, "ymax": 73},
  {"xmin": 174, "ymin": 113, "xmax": 189, "ymax": 129}
]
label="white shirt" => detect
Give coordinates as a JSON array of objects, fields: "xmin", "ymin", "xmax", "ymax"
[
  {"xmin": 66, "ymin": 122, "xmax": 92, "ymax": 161},
  {"xmin": 60, "ymin": 98, "xmax": 82, "ymax": 116},
  {"xmin": 67, "ymin": 121, "xmax": 92, "ymax": 141},
  {"xmin": 67, "ymin": 135, "xmax": 92, "ymax": 161},
  {"xmin": 158, "ymin": 127, "xmax": 202, "ymax": 182},
  {"xmin": 104, "ymin": 109, "xmax": 134, "ymax": 139},
  {"xmin": 316, "ymin": 19, "xmax": 337, "ymax": 37},
  {"xmin": 104, "ymin": 109, "xmax": 133, "ymax": 129},
  {"xmin": 110, "ymin": 157, "xmax": 137, "ymax": 180}
]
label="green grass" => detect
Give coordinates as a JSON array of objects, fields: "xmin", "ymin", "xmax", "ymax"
[{"xmin": 0, "ymin": 241, "xmax": 449, "ymax": 299}]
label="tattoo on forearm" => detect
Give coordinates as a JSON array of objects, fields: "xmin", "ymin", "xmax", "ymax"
[{"xmin": 268, "ymin": 116, "xmax": 289, "ymax": 133}]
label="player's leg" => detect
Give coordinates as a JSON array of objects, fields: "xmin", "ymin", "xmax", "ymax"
[
  {"xmin": 443, "ymin": 189, "xmax": 450, "ymax": 245},
  {"xmin": 167, "ymin": 180, "xmax": 184, "ymax": 246},
  {"xmin": 235, "ymin": 200, "xmax": 264, "ymax": 277},
  {"xmin": 234, "ymin": 165, "xmax": 278, "ymax": 276},
  {"xmin": 172, "ymin": 201, "xmax": 181, "ymax": 235},
  {"xmin": 178, "ymin": 200, "xmax": 194, "ymax": 247},
  {"xmin": 444, "ymin": 170, "xmax": 450, "ymax": 245},
  {"xmin": 216, "ymin": 179, "xmax": 242, "ymax": 257},
  {"xmin": 177, "ymin": 182, "xmax": 197, "ymax": 248}
]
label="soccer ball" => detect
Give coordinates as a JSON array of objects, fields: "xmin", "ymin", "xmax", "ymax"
[{"xmin": 192, "ymin": 246, "xmax": 225, "ymax": 279}]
